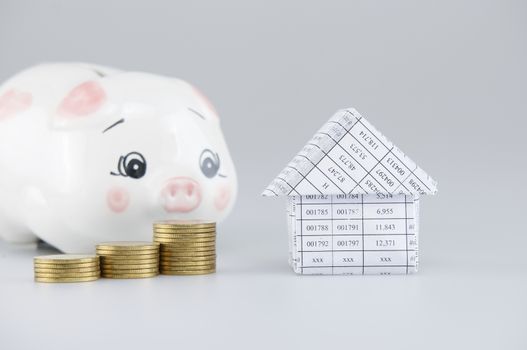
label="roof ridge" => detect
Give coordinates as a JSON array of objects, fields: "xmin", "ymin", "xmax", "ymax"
[{"xmin": 263, "ymin": 108, "xmax": 438, "ymax": 197}]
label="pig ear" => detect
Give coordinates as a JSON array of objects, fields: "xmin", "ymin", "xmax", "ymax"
[
  {"xmin": 52, "ymin": 81, "xmax": 112, "ymax": 130},
  {"xmin": 57, "ymin": 81, "xmax": 106, "ymax": 117}
]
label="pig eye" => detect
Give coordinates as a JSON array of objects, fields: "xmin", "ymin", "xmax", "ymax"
[
  {"xmin": 111, "ymin": 151, "xmax": 147, "ymax": 179},
  {"xmin": 199, "ymin": 149, "xmax": 220, "ymax": 178}
]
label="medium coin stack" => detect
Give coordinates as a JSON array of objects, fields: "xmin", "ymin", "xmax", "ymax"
[
  {"xmin": 96, "ymin": 242, "xmax": 160, "ymax": 279},
  {"xmin": 34, "ymin": 254, "xmax": 100, "ymax": 283},
  {"xmin": 154, "ymin": 221, "xmax": 216, "ymax": 275}
]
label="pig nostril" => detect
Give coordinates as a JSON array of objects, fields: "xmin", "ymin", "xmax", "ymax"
[
  {"xmin": 162, "ymin": 177, "xmax": 202, "ymax": 213},
  {"xmin": 164, "ymin": 182, "xmax": 198, "ymax": 199}
]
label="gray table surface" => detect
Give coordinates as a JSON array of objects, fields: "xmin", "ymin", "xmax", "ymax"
[{"xmin": 1, "ymin": 219, "xmax": 526, "ymax": 350}]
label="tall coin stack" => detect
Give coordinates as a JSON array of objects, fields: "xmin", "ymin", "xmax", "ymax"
[
  {"xmin": 34, "ymin": 254, "xmax": 100, "ymax": 283},
  {"xmin": 96, "ymin": 242, "xmax": 160, "ymax": 279},
  {"xmin": 154, "ymin": 221, "xmax": 216, "ymax": 275}
]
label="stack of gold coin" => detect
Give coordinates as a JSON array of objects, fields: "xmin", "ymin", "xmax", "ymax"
[
  {"xmin": 96, "ymin": 242, "xmax": 160, "ymax": 279},
  {"xmin": 154, "ymin": 221, "xmax": 216, "ymax": 275},
  {"xmin": 34, "ymin": 254, "xmax": 100, "ymax": 283}
]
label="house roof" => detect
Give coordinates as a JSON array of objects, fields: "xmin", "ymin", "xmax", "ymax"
[{"xmin": 263, "ymin": 108, "xmax": 438, "ymax": 197}]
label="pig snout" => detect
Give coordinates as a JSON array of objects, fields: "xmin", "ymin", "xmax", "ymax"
[{"xmin": 160, "ymin": 177, "xmax": 202, "ymax": 213}]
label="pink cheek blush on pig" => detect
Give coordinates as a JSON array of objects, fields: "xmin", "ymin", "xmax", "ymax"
[
  {"xmin": 214, "ymin": 186, "xmax": 231, "ymax": 212},
  {"xmin": 0, "ymin": 63, "xmax": 237, "ymax": 253},
  {"xmin": 107, "ymin": 187, "xmax": 130, "ymax": 213}
]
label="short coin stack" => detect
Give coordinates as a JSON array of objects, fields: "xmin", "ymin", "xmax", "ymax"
[
  {"xmin": 96, "ymin": 242, "xmax": 160, "ymax": 279},
  {"xmin": 34, "ymin": 254, "xmax": 100, "ymax": 283},
  {"xmin": 154, "ymin": 221, "xmax": 216, "ymax": 275}
]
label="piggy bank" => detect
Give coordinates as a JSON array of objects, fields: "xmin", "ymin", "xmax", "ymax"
[{"xmin": 0, "ymin": 63, "xmax": 237, "ymax": 253}]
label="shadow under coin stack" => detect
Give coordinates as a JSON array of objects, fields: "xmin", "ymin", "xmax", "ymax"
[
  {"xmin": 154, "ymin": 221, "xmax": 216, "ymax": 275},
  {"xmin": 96, "ymin": 242, "xmax": 160, "ymax": 279},
  {"xmin": 34, "ymin": 254, "xmax": 100, "ymax": 283}
]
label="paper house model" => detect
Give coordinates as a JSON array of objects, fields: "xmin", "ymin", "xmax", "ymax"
[{"xmin": 263, "ymin": 108, "xmax": 437, "ymax": 275}]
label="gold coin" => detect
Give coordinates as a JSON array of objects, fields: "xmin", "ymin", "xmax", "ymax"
[
  {"xmin": 160, "ymin": 265, "xmax": 214, "ymax": 270},
  {"xmin": 160, "ymin": 261, "xmax": 215, "ymax": 267},
  {"xmin": 100, "ymin": 258, "xmax": 159, "ymax": 265},
  {"xmin": 96, "ymin": 249, "xmax": 159, "ymax": 256},
  {"xmin": 155, "ymin": 240, "xmax": 215, "ymax": 245},
  {"xmin": 154, "ymin": 232, "xmax": 215, "ymax": 238},
  {"xmin": 160, "ymin": 257, "xmax": 215, "ymax": 262},
  {"xmin": 154, "ymin": 220, "xmax": 215, "ymax": 227},
  {"xmin": 35, "ymin": 274, "xmax": 100, "ymax": 280},
  {"xmin": 101, "ymin": 272, "xmax": 158, "ymax": 279},
  {"xmin": 155, "ymin": 241, "xmax": 215, "ymax": 247},
  {"xmin": 102, "ymin": 263, "xmax": 159, "ymax": 270},
  {"xmin": 155, "ymin": 239, "xmax": 215, "ymax": 244},
  {"xmin": 160, "ymin": 244, "xmax": 216, "ymax": 249},
  {"xmin": 161, "ymin": 258, "xmax": 213, "ymax": 263},
  {"xmin": 102, "ymin": 268, "xmax": 159, "ymax": 274},
  {"xmin": 153, "ymin": 230, "xmax": 216, "ymax": 235},
  {"xmin": 160, "ymin": 269, "xmax": 215, "ymax": 275},
  {"xmin": 160, "ymin": 264, "xmax": 215, "ymax": 271},
  {"xmin": 160, "ymin": 247, "xmax": 215, "ymax": 252},
  {"xmin": 99, "ymin": 253, "xmax": 158, "ymax": 259},
  {"xmin": 101, "ymin": 262, "xmax": 158, "ymax": 268},
  {"xmin": 35, "ymin": 276, "xmax": 100, "ymax": 283},
  {"xmin": 96, "ymin": 253, "xmax": 158, "ymax": 259},
  {"xmin": 160, "ymin": 251, "xmax": 216, "ymax": 257},
  {"xmin": 96, "ymin": 246, "xmax": 159, "ymax": 253},
  {"xmin": 161, "ymin": 248, "xmax": 215, "ymax": 253},
  {"xmin": 154, "ymin": 231, "xmax": 216, "ymax": 235},
  {"xmin": 101, "ymin": 259, "xmax": 158, "ymax": 265},
  {"xmin": 153, "ymin": 228, "xmax": 216, "ymax": 234},
  {"xmin": 161, "ymin": 257, "xmax": 214, "ymax": 261},
  {"xmin": 35, "ymin": 271, "xmax": 100, "ymax": 278},
  {"xmin": 160, "ymin": 243, "xmax": 215, "ymax": 248},
  {"xmin": 34, "ymin": 266, "xmax": 101, "ymax": 273},
  {"xmin": 161, "ymin": 256, "xmax": 215, "ymax": 262},
  {"xmin": 153, "ymin": 231, "xmax": 216, "ymax": 236},
  {"xmin": 160, "ymin": 255, "xmax": 216, "ymax": 261},
  {"xmin": 154, "ymin": 238, "xmax": 216, "ymax": 244},
  {"xmin": 160, "ymin": 263, "xmax": 214, "ymax": 268},
  {"xmin": 101, "ymin": 265, "xmax": 158, "ymax": 271},
  {"xmin": 160, "ymin": 239, "xmax": 215, "ymax": 244},
  {"xmin": 153, "ymin": 234, "xmax": 216, "ymax": 240},
  {"xmin": 160, "ymin": 243, "xmax": 216, "ymax": 250},
  {"xmin": 34, "ymin": 262, "xmax": 100, "ymax": 269},
  {"xmin": 96, "ymin": 241, "xmax": 159, "ymax": 251},
  {"xmin": 161, "ymin": 262, "xmax": 215, "ymax": 268},
  {"xmin": 154, "ymin": 232, "xmax": 216, "ymax": 236},
  {"xmin": 161, "ymin": 251, "xmax": 216, "ymax": 256},
  {"xmin": 34, "ymin": 254, "xmax": 99, "ymax": 264}
]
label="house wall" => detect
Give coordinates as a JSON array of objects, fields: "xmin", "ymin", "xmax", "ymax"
[{"xmin": 287, "ymin": 193, "xmax": 419, "ymax": 275}]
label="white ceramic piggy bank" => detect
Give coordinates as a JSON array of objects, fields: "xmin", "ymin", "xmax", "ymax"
[{"xmin": 0, "ymin": 63, "xmax": 237, "ymax": 253}]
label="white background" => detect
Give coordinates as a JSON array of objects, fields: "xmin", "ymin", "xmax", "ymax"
[{"xmin": 1, "ymin": 1, "xmax": 526, "ymax": 349}]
